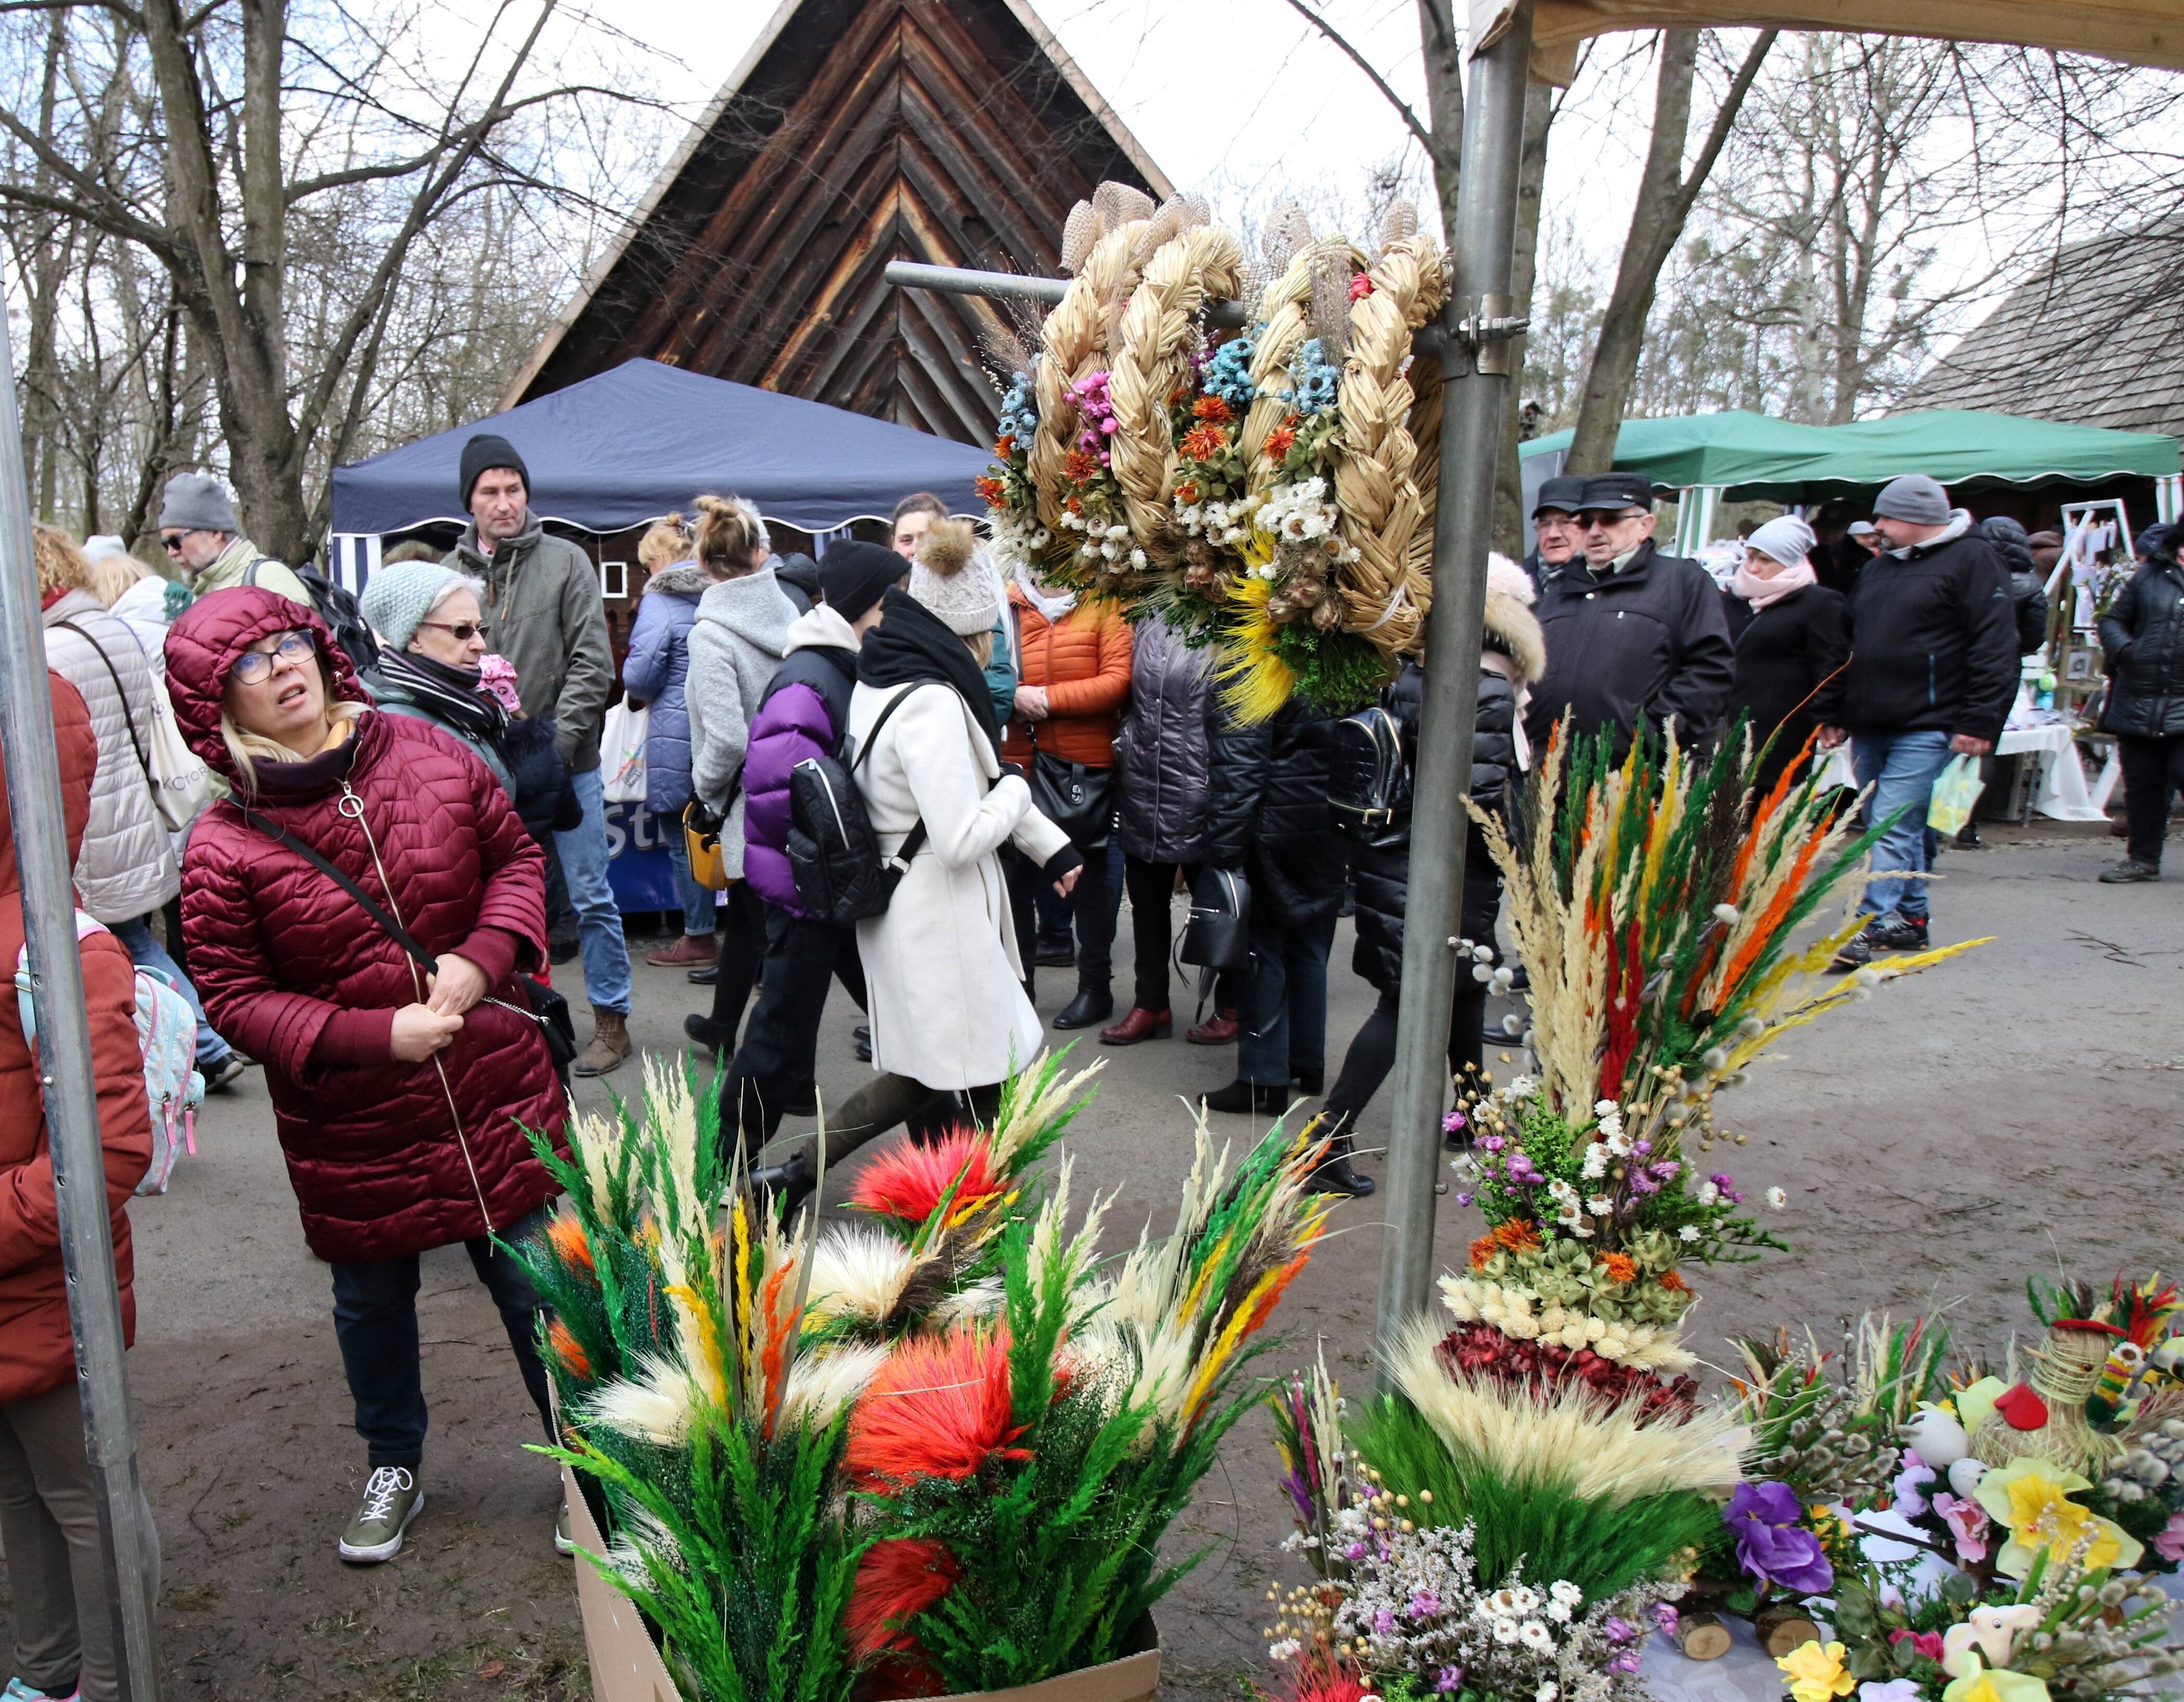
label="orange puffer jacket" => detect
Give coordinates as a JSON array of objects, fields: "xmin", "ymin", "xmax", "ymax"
[{"xmin": 1001, "ymin": 584, "xmax": 1133, "ymax": 770}]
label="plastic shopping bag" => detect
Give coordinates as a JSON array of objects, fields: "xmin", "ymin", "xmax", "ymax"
[
  {"xmin": 600, "ymin": 701, "xmax": 650, "ymax": 804},
  {"xmin": 1926, "ymin": 754, "xmax": 1985, "ymax": 839}
]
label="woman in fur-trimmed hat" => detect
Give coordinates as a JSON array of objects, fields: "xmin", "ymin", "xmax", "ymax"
[{"xmin": 1306, "ymin": 552, "xmax": 1547, "ymax": 1195}]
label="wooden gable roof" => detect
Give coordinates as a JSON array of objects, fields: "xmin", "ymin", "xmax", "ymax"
[
  {"xmin": 1899, "ymin": 218, "xmax": 2184, "ymax": 442},
  {"xmin": 505, "ymin": 0, "xmax": 1170, "ymax": 446}
]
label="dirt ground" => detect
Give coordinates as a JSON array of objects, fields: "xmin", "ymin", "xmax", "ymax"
[{"xmin": 3, "ymin": 817, "xmax": 2178, "ymax": 1701}]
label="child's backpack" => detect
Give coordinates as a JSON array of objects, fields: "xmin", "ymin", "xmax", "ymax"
[
  {"xmin": 15, "ymin": 912, "xmax": 202, "ymax": 1196},
  {"xmin": 1328, "ymin": 704, "xmax": 1411, "ymax": 835}
]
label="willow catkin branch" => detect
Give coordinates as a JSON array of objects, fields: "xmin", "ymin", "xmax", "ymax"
[
  {"xmin": 1029, "ymin": 220, "xmax": 1149, "ymax": 531},
  {"xmin": 1108, "ymin": 223, "xmax": 1245, "ymax": 564}
]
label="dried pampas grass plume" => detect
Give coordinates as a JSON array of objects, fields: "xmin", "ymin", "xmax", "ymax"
[{"xmin": 1390, "ymin": 1315, "xmax": 1745, "ymax": 1506}]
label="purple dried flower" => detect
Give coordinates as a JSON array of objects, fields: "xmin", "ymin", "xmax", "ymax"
[
  {"xmin": 1455, "ymin": 1193, "xmax": 1474, "ymax": 1207},
  {"xmin": 1479, "ymin": 1134, "xmax": 1506, "ymax": 1153},
  {"xmin": 1610, "ymin": 1652, "xmax": 1643, "ymax": 1674},
  {"xmin": 1604, "ymin": 1617, "xmax": 1637, "ymax": 1645},
  {"xmin": 1410, "ymin": 1590, "xmax": 1442, "ymax": 1618},
  {"xmin": 1374, "ymin": 1608, "xmax": 1396, "ymax": 1635},
  {"xmin": 1443, "ymin": 1111, "xmax": 1467, "ymax": 1134},
  {"xmin": 1434, "ymin": 1668, "xmax": 1464, "ymax": 1694},
  {"xmin": 1652, "ymin": 1160, "xmax": 1679, "ymax": 1179},
  {"xmin": 1628, "ymin": 1173, "xmax": 1660, "ymax": 1196},
  {"xmin": 1709, "ymin": 1171, "xmax": 1744, "ymax": 1203},
  {"xmin": 1632, "ymin": 1139, "xmax": 1652, "ymax": 1157},
  {"xmin": 1345, "ymin": 1541, "xmax": 1367, "ymax": 1561},
  {"xmin": 1654, "ymin": 1604, "xmax": 1680, "ymax": 1634},
  {"xmin": 1726, "ymin": 1481, "xmax": 1834, "ymax": 1595}
]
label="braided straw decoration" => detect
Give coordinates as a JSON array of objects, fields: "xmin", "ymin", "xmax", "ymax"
[
  {"xmin": 1401, "ymin": 337, "xmax": 1446, "ymax": 626},
  {"xmin": 1107, "ymin": 223, "xmax": 1245, "ymax": 562},
  {"xmin": 1239, "ymin": 241, "xmax": 1362, "ymax": 491},
  {"xmin": 1331, "ymin": 238, "xmax": 1449, "ymax": 658},
  {"xmin": 1028, "ymin": 219, "xmax": 1149, "ymax": 532}
]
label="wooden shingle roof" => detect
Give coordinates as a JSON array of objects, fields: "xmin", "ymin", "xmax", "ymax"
[
  {"xmin": 504, "ymin": 0, "xmax": 1170, "ymax": 446},
  {"xmin": 1898, "ymin": 220, "xmax": 2184, "ymax": 442}
]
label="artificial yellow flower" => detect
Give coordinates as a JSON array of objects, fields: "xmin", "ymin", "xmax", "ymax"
[
  {"xmin": 1972, "ymin": 1457, "xmax": 2143, "ymax": 1578},
  {"xmin": 1941, "ymin": 1653, "xmax": 2051, "ymax": 1702},
  {"xmin": 1778, "ymin": 1639, "xmax": 1855, "ymax": 1702},
  {"xmin": 1955, "ymin": 1376, "xmax": 2007, "ymax": 1438}
]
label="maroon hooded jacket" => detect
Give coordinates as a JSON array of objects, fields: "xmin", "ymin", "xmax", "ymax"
[
  {"xmin": 0, "ymin": 674, "xmax": 154, "ymax": 1404},
  {"xmin": 168, "ymin": 587, "xmax": 564, "ymax": 1263}
]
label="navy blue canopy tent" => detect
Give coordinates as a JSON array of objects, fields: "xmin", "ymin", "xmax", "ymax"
[{"xmin": 330, "ymin": 358, "xmax": 991, "ymax": 536}]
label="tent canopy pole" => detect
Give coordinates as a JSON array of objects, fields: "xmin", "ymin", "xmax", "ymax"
[{"xmin": 0, "ymin": 291, "xmax": 163, "ymax": 1695}]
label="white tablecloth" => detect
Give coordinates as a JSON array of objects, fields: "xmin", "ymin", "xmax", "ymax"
[{"xmin": 1813, "ymin": 723, "xmax": 2107, "ymax": 823}]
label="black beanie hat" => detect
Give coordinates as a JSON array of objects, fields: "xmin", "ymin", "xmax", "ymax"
[
  {"xmin": 816, "ymin": 540, "xmax": 910, "ymax": 624},
  {"xmin": 460, "ymin": 434, "xmax": 530, "ymax": 508}
]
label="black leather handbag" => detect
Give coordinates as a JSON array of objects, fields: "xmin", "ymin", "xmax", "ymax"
[
  {"xmin": 1027, "ymin": 743, "xmax": 1116, "ymax": 850},
  {"xmin": 1179, "ymin": 867, "xmax": 1251, "ymax": 973}
]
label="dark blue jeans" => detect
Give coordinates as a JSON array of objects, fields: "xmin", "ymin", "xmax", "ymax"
[
  {"xmin": 329, "ymin": 1203, "xmax": 554, "ymax": 1469},
  {"xmin": 1237, "ymin": 907, "xmax": 1336, "ymax": 1087}
]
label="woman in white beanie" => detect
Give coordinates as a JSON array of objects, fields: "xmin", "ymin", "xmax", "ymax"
[
  {"xmin": 85, "ymin": 537, "xmax": 192, "ymax": 682},
  {"xmin": 1720, "ymin": 514, "xmax": 1849, "ymax": 797},
  {"xmin": 751, "ymin": 527, "xmax": 1077, "ymax": 1211}
]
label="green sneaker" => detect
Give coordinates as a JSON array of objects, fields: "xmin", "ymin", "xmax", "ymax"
[
  {"xmin": 338, "ymin": 1466, "xmax": 423, "ymax": 1563},
  {"xmin": 555, "ymin": 1498, "xmax": 574, "ymax": 1556}
]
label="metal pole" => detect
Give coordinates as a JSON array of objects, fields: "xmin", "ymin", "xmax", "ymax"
[
  {"xmin": 0, "ymin": 303, "xmax": 163, "ymax": 1696},
  {"xmin": 882, "ymin": 260, "xmax": 1252, "ymax": 330},
  {"xmin": 1372, "ymin": 0, "xmax": 1537, "ymax": 1374}
]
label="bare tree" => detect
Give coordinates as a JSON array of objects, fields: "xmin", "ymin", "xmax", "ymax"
[
  {"xmin": 1563, "ymin": 28, "xmax": 1777, "ymax": 472},
  {"xmin": 0, "ymin": 0, "xmax": 667, "ymax": 560}
]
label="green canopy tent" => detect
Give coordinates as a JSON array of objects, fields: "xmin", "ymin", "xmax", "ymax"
[{"xmin": 1521, "ymin": 407, "xmax": 2183, "ymax": 552}]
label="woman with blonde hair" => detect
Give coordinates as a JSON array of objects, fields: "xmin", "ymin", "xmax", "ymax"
[
  {"xmin": 85, "ymin": 535, "xmax": 191, "ymax": 682},
  {"xmin": 38, "ymin": 523, "xmax": 245, "ymax": 1089},
  {"xmin": 165, "ymin": 585, "xmax": 568, "ymax": 1563},
  {"xmin": 621, "ymin": 510, "xmax": 719, "ymax": 966},
  {"xmin": 683, "ymin": 495, "xmax": 797, "ymax": 1056}
]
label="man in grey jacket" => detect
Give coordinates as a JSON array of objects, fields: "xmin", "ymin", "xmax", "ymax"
[{"xmin": 445, "ymin": 434, "xmax": 631, "ymax": 1075}]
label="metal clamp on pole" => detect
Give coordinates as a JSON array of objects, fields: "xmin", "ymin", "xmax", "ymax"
[
  {"xmin": 1447, "ymin": 294, "xmax": 1532, "ymax": 376},
  {"xmin": 0, "ymin": 293, "xmax": 163, "ymax": 1698}
]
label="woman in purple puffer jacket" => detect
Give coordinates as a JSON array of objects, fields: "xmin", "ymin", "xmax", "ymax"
[{"xmin": 720, "ymin": 542, "xmax": 905, "ymax": 1156}]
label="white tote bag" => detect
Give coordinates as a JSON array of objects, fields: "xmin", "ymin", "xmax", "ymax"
[
  {"xmin": 141, "ymin": 680, "xmax": 214, "ymax": 832},
  {"xmin": 600, "ymin": 700, "xmax": 651, "ymax": 804}
]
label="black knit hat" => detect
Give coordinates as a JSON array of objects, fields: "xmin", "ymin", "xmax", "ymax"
[
  {"xmin": 460, "ymin": 433, "xmax": 530, "ymax": 508},
  {"xmin": 816, "ymin": 540, "xmax": 909, "ymax": 624}
]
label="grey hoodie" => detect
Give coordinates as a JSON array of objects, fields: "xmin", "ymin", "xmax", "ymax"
[{"xmin": 686, "ymin": 567, "xmax": 798, "ymax": 876}]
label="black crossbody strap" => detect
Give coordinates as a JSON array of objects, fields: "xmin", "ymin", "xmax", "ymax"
[
  {"xmin": 58, "ymin": 618, "xmax": 156, "ymax": 788},
  {"xmin": 235, "ymin": 806, "xmax": 439, "ymax": 974}
]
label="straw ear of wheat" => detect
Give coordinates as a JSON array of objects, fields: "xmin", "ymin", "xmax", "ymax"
[
  {"xmin": 1332, "ymin": 238, "xmax": 1448, "ymax": 659},
  {"xmin": 1108, "ymin": 221, "xmax": 1245, "ymax": 567}
]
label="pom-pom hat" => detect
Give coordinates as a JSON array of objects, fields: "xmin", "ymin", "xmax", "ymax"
[{"xmin": 908, "ymin": 518, "xmax": 1000, "ymax": 636}]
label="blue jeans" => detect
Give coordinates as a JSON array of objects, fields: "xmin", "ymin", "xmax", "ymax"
[
  {"xmin": 109, "ymin": 913, "xmax": 227, "ymax": 1066},
  {"xmin": 662, "ymin": 833, "xmax": 718, "ymax": 937},
  {"xmin": 554, "ymin": 767, "xmax": 632, "ymax": 1016},
  {"xmin": 1238, "ymin": 907, "xmax": 1337, "ymax": 1087},
  {"xmin": 1851, "ymin": 729, "xmax": 1956, "ymax": 921},
  {"xmin": 328, "ymin": 1204, "xmax": 553, "ymax": 1467}
]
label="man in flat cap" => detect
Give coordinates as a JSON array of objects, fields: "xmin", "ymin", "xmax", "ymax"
[
  {"xmin": 1524, "ymin": 474, "xmax": 1586, "ymax": 591},
  {"xmin": 1823, "ymin": 473, "xmax": 2016, "ymax": 969},
  {"xmin": 1523, "ymin": 470, "xmax": 1735, "ymax": 761}
]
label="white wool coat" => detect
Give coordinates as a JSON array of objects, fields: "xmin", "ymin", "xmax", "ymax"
[
  {"xmin": 685, "ymin": 567, "xmax": 797, "ymax": 879},
  {"xmin": 848, "ymin": 680, "xmax": 1070, "ymax": 1091},
  {"xmin": 41, "ymin": 588, "xmax": 181, "ymax": 923}
]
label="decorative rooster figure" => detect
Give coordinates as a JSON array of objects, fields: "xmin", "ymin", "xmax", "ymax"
[
  {"xmin": 1971, "ymin": 1275, "xmax": 2183, "ymax": 1475},
  {"xmin": 2086, "ymin": 1274, "xmax": 2182, "ymax": 1431}
]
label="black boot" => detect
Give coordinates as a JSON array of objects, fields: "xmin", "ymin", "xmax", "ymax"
[
  {"xmin": 1302, "ymin": 1112, "xmax": 1376, "ymax": 1197},
  {"xmin": 749, "ymin": 1149, "xmax": 817, "ymax": 1218},
  {"xmin": 1201, "ymin": 1079, "xmax": 1293, "ymax": 1117},
  {"xmin": 1054, "ymin": 987, "xmax": 1115, "ymax": 1030},
  {"xmin": 1292, "ymin": 1067, "xmax": 1324, "ymax": 1097},
  {"xmin": 684, "ymin": 1013, "xmax": 733, "ymax": 1058}
]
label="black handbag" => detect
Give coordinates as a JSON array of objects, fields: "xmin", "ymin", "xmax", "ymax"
[
  {"xmin": 1180, "ymin": 867, "xmax": 1251, "ymax": 972},
  {"xmin": 237, "ymin": 808, "xmax": 578, "ymax": 1081},
  {"xmin": 1027, "ymin": 742, "xmax": 1116, "ymax": 849}
]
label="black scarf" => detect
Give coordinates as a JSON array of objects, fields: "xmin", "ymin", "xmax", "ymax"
[
  {"xmin": 856, "ymin": 586, "xmax": 1000, "ymax": 754},
  {"xmin": 375, "ymin": 648, "xmax": 508, "ymax": 745}
]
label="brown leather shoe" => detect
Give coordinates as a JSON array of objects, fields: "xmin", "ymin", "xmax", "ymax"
[
  {"xmin": 646, "ymin": 934, "xmax": 717, "ymax": 968},
  {"xmin": 572, "ymin": 1011, "xmax": 632, "ymax": 1077},
  {"xmin": 1186, "ymin": 1007, "xmax": 1240, "ymax": 1045},
  {"xmin": 1098, "ymin": 1006, "xmax": 1172, "ymax": 1045}
]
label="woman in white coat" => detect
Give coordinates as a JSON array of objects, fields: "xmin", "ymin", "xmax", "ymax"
[{"xmin": 752, "ymin": 540, "xmax": 1078, "ymax": 1211}]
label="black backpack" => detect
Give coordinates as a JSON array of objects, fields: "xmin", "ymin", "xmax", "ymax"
[
  {"xmin": 246, "ymin": 557, "xmax": 381, "ymax": 673},
  {"xmin": 786, "ymin": 686, "xmax": 928, "ymax": 926},
  {"xmin": 1328, "ymin": 704, "xmax": 1410, "ymax": 834}
]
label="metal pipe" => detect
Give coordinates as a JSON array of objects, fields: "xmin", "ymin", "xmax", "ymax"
[
  {"xmin": 1373, "ymin": 0, "xmax": 1537, "ymax": 1373},
  {"xmin": 0, "ymin": 298, "xmax": 163, "ymax": 1697},
  {"xmin": 882, "ymin": 259, "xmax": 1251, "ymax": 329}
]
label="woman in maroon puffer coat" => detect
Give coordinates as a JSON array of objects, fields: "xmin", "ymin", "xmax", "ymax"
[{"xmin": 167, "ymin": 586, "xmax": 568, "ymax": 1566}]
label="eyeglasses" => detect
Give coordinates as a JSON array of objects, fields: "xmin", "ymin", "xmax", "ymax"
[
  {"xmin": 1576, "ymin": 509, "xmax": 1647, "ymax": 531},
  {"xmin": 160, "ymin": 529, "xmax": 202, "ymax": 554},
  {"xmin": 229, "ymin": 630, "xmax": 317, "ymax": 685},
  {"xmin": 419, "ymin": 620, "xmax": 485, "ymax": 642}
]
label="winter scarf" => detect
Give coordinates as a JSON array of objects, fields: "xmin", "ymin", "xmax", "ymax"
[
  {"xmin": 1731, "ymin": 558, "xmax": 1818, "ymax": 611},
  {"xmin": 857, "ymin": 586, "xmax": 1000, "ymax": 755},
  {"xmin": 374, "ymin": 648, "xmax": 508, "ymax": 744}
]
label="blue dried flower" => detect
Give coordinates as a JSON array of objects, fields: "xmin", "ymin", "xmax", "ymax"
[
  {"xmin": 1289, "ymin": 338, "xmax": 1340, "ymax": 414},
  {"xmin": 1204, "ymin": 336, "xmax": 1257, "ymax": 409},
  {"xmin": 997, "ymin": 372, "xmax": 1038, "ymax": 439}
]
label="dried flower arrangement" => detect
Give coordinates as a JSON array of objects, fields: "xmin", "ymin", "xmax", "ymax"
[{"xmin": 514, "ymin": 1054, "xmax": 1331, "ymax": 1701}]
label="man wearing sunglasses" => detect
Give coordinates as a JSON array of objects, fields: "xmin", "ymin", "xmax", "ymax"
[
  {"xmin": 1522, "ymin": 471, "xmax": 1734, "ymax": 763},
  {"xmin": 158, "ymin": 471, "xmax": 314, "ymax": 611},
  {"xmin": 443, "ymin": 434, "xmax": 629, "ymax": 1076}
]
